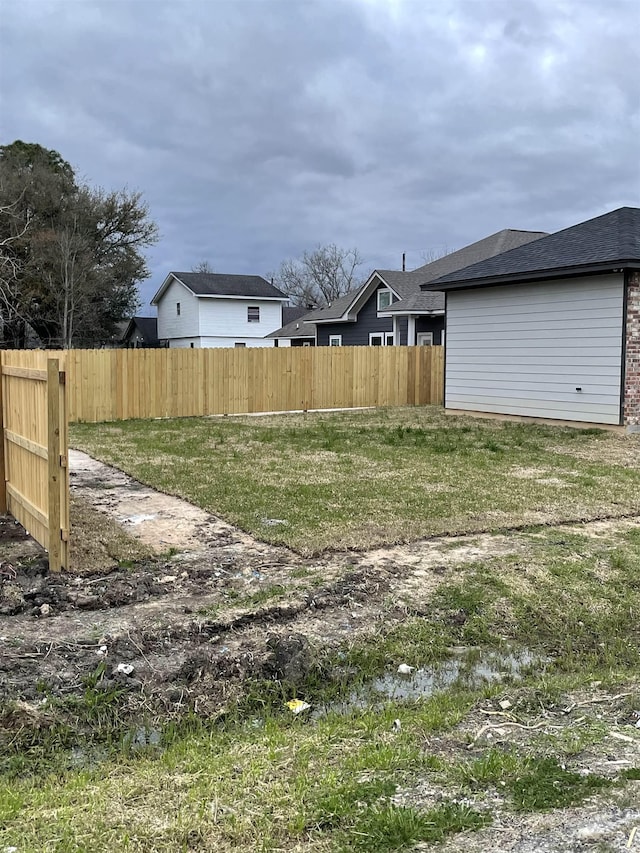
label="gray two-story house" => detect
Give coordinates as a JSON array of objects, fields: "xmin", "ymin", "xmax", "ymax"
[{"xmin": 305, "ymin": 228, "xmax": 547, "ymax": 346}]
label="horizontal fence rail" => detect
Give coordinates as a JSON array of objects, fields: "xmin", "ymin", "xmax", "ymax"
[{"xmin": 0, "ymin": 346, "xmax": 444, "ymax": 424}]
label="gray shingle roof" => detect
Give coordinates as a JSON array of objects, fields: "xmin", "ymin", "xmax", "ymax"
[
  {"xmin": 385, "ymin": 291, "xmax": 445, "ymax": 313},
  {"xmin": 266, "ymin": 308, "xmax": 317, "ymax": 340},
  {"xmin": 386, "ymin": 228, "xmax": 548, "ymax": 311},
  {"xmin": 426, "ymin": 207, "xmax": 640, "ymax": 290},
  {"xmin": 302, "ymin": 289, "xmax": 362, "ymax": 322},
  {"xmin": 171, "ymin": 272, "xmax": 287, "ymax": 299},
  {"xmin": 282, "ymin": 306, "xmax": 310, "ymax": 325},
  {"xmin": 302, "ymin": 229, "xmax": 547, "ymax": 321}
]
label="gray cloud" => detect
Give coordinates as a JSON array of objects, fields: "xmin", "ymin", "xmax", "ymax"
[{"xmin": 1, "ymin": 0, "xmax": 638, "ymax": 306}]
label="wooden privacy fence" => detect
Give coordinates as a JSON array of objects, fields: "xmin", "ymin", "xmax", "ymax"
[
  {"xmin": 13, "ymin": 345, "xmax": 444, "ymax": 424},
  {"xmin": 0, "ymin": 351, "xmax": 69, "ymax": 571}
]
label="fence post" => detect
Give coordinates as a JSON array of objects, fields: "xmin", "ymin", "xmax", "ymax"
[
  {"xmin": 47, "ymin": 358, "xmax": 61, "ymax": 572},
  {"xmin": 0, "ymin": 351, "xmax": 6, "ymax": 514},
  {"xmin": 59, "ymin": 359, "xmax": 69, "ymax": 570}
]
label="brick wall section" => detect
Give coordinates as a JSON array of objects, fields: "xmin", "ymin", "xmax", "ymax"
[{"xmin": 624, "ymin": 272, "xmax": 640, "ymax": 427}]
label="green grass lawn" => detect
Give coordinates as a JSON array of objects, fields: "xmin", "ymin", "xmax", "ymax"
[{"xmin": 70, "ymin": 406, "xmax": 640, "ymax": 553}]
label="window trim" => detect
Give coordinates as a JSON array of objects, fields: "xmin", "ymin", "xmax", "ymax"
[
  {"xmin": 328, "ymin": 334, "xmax": 342, "ymax": 346},
  {"xmin": 247, "ymin": 305, "xmax": 260, "ymax": 323},
  {"xmin": 369, "ymin": 332, "xmax": 395, "ymax": 346},
  {"xmin": 377, "ymin": 288, "xmax": 393, "ymax": 312},
  {"xmin": 417, "ymin": 332, "xmax": 434, "ymax": 346}
]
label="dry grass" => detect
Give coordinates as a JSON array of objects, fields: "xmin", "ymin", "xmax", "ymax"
[{"xmin": 70, "ymin": 407, "xmax": 640, "ymax": 554}]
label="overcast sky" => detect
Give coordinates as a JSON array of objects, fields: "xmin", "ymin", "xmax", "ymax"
[{"xmin": 1, "ymin": 0, "xmax": 639, "ymax": 308}]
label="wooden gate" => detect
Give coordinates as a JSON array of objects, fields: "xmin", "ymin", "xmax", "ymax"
[{"xmin": 0, "ymin": 353, "xmax": 69, "ymax": 571}]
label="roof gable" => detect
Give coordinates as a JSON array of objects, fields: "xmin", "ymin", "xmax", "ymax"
[
  {"xmin": 427, "ymin": 207, "xmax": 640, "ymax": 290},
  {"xmin": 122, "ymin": 316, "xmax": 158, "ymax": 342}
]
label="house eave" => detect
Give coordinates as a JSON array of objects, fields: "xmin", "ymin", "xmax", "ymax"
[
  {"xmin": 269, "ymin": 335, "xmax": 317, "ymax": 341},
  {"xmin": 384, "ymin": 309, "xmax": 445, "ymax": 317},
  {"xmin": 195, "ymin": 294, "xmax": 289, "ymax": 301},
  {"xmin": 424, "ymin": 261, "xmax": 640, "ymax": 292},
  {"xmin": 307, "ymin": 316, "xmax": 355, "ymax": 325}
]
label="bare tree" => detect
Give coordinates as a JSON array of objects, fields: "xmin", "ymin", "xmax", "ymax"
[
  {"xmin": 35, "ymin": 191, "xmax": 96, "ymax": 348},
  {"xmin": 191, "ymin": 260, "xmax": 215, "ymax": 273},
  {"xmin": 418, "ymin": 246, "xmax": 454, "ymax": 265},
  {"xmin": 273, "ymin": 244, "xmax": 365, "ymax": 308},
  {"xmin": 0, "ymin": 192, "xmax": 32, "ymax": 347}
]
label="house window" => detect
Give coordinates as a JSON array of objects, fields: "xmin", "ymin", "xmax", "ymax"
[
  {"xmin": 248, "ymin": 306, "xmax": 260, "ymax": 323},
  {"xmin": 235, "ymin": 342, "xmax": 247, "ymax": 348},
  {"xmin": 302, "ymin": 341, "xmax": 311, "ymax": 347},
  {"xmin": 417, "ymin": 332, "xmax": 433, "ymax": 346},
  {"xmin": 369, "ymin": 332, "xmax": 394, "ymax": 346},
  {"xmin": 176, "ymin": 302, "xmax": 181, "ymax": 316},
  {"xmin": 377, "ymin": 289, "xmax": 393, "ymax": 311},
  {"xmin": 328, "ymin": 335, "xmax": 342, "ymax": 346}
]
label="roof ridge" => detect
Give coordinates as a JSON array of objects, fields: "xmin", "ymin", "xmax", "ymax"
[{"xmin": 426, "ymin": 207, "xmax": 640, "ymax": 289}]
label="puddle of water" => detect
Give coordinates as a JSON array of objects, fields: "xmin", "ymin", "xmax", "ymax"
[
  {"xmin": 122, "ymin": 514, "xmax": 158, "ymax": 525},
  {"xmin": 315, "ymin": 647, "xmax": 548, "ymax": 718},
  {"xmin": 69, "ymin": 744, "xmax": 108, "ymax": 768},
  {"xmin": 68, "ymin": 726, "xmax": 163, "ymax": 768},
  {"xmin": 126, "ymin": 726, "xmax": 162, "ymax": 750}
]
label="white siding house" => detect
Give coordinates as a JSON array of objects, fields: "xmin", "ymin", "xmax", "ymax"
[
  {"xmin": 152, "ymin": 272, "xmax": 288, "ymax": 348},
  {"xmin": 425, "ymin": 207, "xmax": 640, "ymax": 428},
  {"xmin": 155, "ymin": 277, "xmax": 200, "ymax": 346},
  {"xmin": 445, "ymin": 275, "xmax": 624, "ymax": 424}
]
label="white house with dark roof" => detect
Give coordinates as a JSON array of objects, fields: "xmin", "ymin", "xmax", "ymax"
[
  {"xmin": 424, "ymin": 207, "xmax": 640, "ymax": 428},
  {"xmin": 151, "ymin": 272, "xmax": 288, "ymax": 348},
  {"xmin": 304, "ymin": 229, "xmax": 547, "ymax": 347}
]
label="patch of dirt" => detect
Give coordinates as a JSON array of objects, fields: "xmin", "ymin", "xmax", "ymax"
[
  {"xmin": 70, "ymin": 449, "xmax": 251, "ymax": 552},
  {"xmin": 428, "ymin": 797, "xmax": 640, "ymax": 852},
  {"xmin": 404, "ymin": 686, "xmax": 640, "ymax": 852},
  {"xmin": 0, "ymin": 517, "xmax": 29, "ymax": 542}
]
